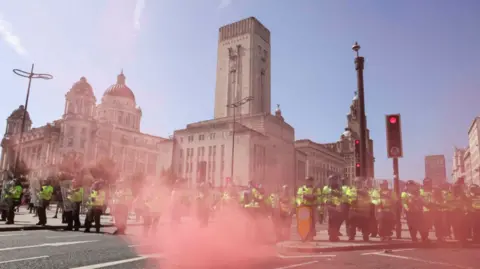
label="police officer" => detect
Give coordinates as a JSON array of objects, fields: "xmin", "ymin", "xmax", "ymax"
[
  {"xmin": 322, "ymin": 175, "xmax": 343, "ymax": 242},
  {"xmin": 5, "ymin": 178, "xmax": 23, "ymax": 224},
  {"xmin": 420, "ymin": 178, "xmax": 434, "ymax": 231},
  {"xmin": 65, "ymin": 179, "xmax": 84, "ymax": 231},
  {"xmin": 274, "ymin": 185, "xmax": 295, "ymax": 241},
  {"xmin": 37, "ymin": 178, "xmax": 54, "ymax": 226},
  {"xmin": 372, "ymin": 180, "xmax": 396, "ymax": 241},
  {"xmin": 467, "ymin": 184, "xmax": 480, "ymax": 243},
  {"xmin": 144, "ymin": 181, "xmax": 162, "ymax": 236},
  {"xmin": 112, "ymin": 179, "xmax": 132, "ymax": 235},
  {"xmin": 448, "ymin": 183, "xmax": 468, "ymax": 242},
  {"xmin": 84, "ymin": 181, "xmax": 106, "ymax": 233},
  {"xmin": 432, "ymin": 186, "xmax": 447, "ymax": 241},
  {"xmin": 346, "ymin": 178, "xmax": 371, "ymax": 241},
  {"xmin": 401, "ymin": 180, "xmax": 428, "ymax": 242},
  {"xmin": 195, "ymin": 181, "xmax": 212, "ymax": 227}
]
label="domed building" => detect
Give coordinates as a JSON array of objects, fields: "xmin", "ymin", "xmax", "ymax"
[{"xmin": 0, "ymin": 71, "xmax": 173, "ymax": 181}]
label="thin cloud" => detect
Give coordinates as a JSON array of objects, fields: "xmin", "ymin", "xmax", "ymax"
[
  {"xmin": 218, "ymin": 0, "xmax": 232, "ymax": 9},
  {"xmin": 0, "ymin": 15, "xmax": 27, "ymax": 56},
  {"xmin": 133, "ymin": 0, "xmax": 146, "ymax": 31}
]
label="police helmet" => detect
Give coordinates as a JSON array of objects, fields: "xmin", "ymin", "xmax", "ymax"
[
  {"xmin": 380, "ymin": 180, "xmax": 388, "ymax": 187},
  {"xmin": 406, "ymin": 180, "xmax": 416, "ymax": 186},
  {"xmin": 470, "ymin": 184, "xmax": 480, "ymax": 195}
]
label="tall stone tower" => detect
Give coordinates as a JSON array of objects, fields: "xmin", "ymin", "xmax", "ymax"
[
  {"xmin": 60, "ymin": 77, "xmax": 97, "ymax": 165},
  {"xmin": 214, "ymin": 17, "xmax": 271, "ymax": 118}
]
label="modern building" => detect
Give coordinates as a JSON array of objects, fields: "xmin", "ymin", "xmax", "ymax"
[
  {"xmin": 424, "ymin": 155, "xmax": 447, "ymax": 185},
  {"xmin": 467, "ymin": 117, "xmax": 480, "ymax": 185},
  {"xmin": 171, "ymin": 17, "xmax": 296, "ymax": 192},
  {"xmin": 452, "ymin": 147, "xmax": 466, "ymax": 184},
  {"xmin": 294, "ymin": 139, "xmax": 345, "ymax": 187},
  {"xmin": 322, "ymin": 93, "xmax": 375, "ymax": 184},
  {"xmin": 0, "ymin": 73, "xmax": 173, "ymax": 181}
]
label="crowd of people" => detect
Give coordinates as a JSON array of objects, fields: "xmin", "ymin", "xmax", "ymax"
[{"xmin": 1, "ymin": 172, "xmax": 479, "ymax": 245}]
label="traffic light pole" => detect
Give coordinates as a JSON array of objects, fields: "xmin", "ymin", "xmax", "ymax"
[
  {"xmin": 393, "ymin": 157, "xmax": 402, "ymax": 239},
  {"xmin": 353, "ymin": 42, "xmax": 368, "ymax": 178}
]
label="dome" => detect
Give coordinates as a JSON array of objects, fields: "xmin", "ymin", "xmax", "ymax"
[
  {"xmin": 103, "ymin": 70, "xmax": 135, "ymax": 102},
  {"xmin": 8, "ymin": 105, "xmax": 30, "ymax": 122},
  {"xmin": 70, "ymin": 77, "xmax": 94, "ymax": 96}
]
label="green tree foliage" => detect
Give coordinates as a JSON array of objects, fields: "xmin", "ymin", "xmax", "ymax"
[
  {"xmin": 89, "ymin": 157, "xmax": 118, "ymax": 184},
  {"xmin": 58, "ymin": 154, "xmax": 83, "ymax": 181},
  {"xmin": 10, "ymin": 160, "xmax": 30, "ymax": 183}
]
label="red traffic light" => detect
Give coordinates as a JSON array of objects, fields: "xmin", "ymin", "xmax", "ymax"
[
  {"xmin": 356, "ymin": 163, "xmax": 360, "ymax": 168},
  {"xmin": 389, "ymin": 116, "xmax": 397, "ymax": 124},
  {"xmin": 355, "ymin": 140, "xmax": 360, "ymax": 145}
]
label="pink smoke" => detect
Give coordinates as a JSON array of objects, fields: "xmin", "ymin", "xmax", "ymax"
[{"xmin": 128, "ymin": 187, "xmax": 277, "ymax": 268}]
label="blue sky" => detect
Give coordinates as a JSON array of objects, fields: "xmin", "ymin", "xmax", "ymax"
[{"xmin": 0, "ymin": 0, "xmax": 479, "ymax": 180}]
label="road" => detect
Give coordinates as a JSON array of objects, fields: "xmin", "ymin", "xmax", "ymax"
[{"xmin": 0, "ymin": 226, "xmax": 478, "ymax": 269}]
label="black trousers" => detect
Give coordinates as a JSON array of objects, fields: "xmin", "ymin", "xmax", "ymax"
[
  {"xmin": 37, "ymin": 200, "xmax": 51, "ymax": 225},
  {"xmin": 327, "ymin": 208, "xmax": 343, "ymax": 238},
  {"xmin": 85, "ymin": 206, "xmax": 102, "ymax": 232},
  {"xmin": 450, "ymin": 210, "xmax": 467, "ymax": 242},
  {"xmin": 432, "ymin": 210, "xmax": 448, "ymax": 239},
  {"xmin": 348, "ymin": 213, "xmax": 370, "ymax": 240},
  {"xmin": 377, "ymin": 211, "xmax": 395, "ymax": 237},
  {"xmin": 7, "ymin": 200, "xmax": 20, "ymax": 223},
  {"xmin": 144, "ymin": 214, "xmax": 160, "ymax": 236},
  {"xmin": 1, "ymin": 209, "xmax": 7, "ymax": 220},
  {"xmin": 405, "ymin": 211, "xmax": 428, "ymax": 241},
  {"xmin": 66, "ymin": 202, "xmax": 82, "ymax": 230}
]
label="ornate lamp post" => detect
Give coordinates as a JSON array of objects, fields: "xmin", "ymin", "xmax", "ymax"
[
  {"xmin": 12, "ymin": 64, "xmax": 53, "ymax": 173},
  {"xmin": 352, "ymin": 42, "xmax": 368, "ymax": 179},
  {"xmin": 226, "ymin": 96, "xmax": 253, "ymax": 183}
]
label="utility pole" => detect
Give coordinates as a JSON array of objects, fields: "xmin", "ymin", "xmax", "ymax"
[{"xmin": 12, "ymin": 64, "xmax": 53, "ymax": 174}]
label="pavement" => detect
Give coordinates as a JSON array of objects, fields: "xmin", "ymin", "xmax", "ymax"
[
  {"xmin": 278, "ymin": 222, "xmax": 480, "ymax": 253},
  {"xmin": 0, "ymin": 207, "xmax": 144, "ymax": 231}
]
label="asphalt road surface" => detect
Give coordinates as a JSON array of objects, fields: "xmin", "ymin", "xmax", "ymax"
[
  {"xmin": 0, "ymin": 226, "xmax": 478, "ymax": 269},
  {"xmin": 0, "ymin": 226, "xmax": 301, "ymax": 269}
]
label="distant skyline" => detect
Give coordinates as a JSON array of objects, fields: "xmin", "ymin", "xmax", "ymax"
[{"xmin": 1, "ymin": 0, "xmax": 479, "ymax": 180}]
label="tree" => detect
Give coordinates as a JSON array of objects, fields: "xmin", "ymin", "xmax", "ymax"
[
  {"xmin": 58, "ymin": 153, "xmax": 83, "ymax": 181},
  {"xmin": 89, "ymin": 157, "xmax": 118, "ymax": 183},
  {"xmin": 10, "ymin": 160, "xmax": 30, "ymax": 183}
]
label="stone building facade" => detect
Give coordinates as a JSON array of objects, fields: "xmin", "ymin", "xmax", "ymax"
[
  {"xmin": 172, "ymin": 17, "xmax": 295, "ymax": 192},
  {"xmin": 322, "ymin": 93, "xmax": 375, "ymax": 184},
  {"xmin": 1, "ymin": 72, "xmax": 172, "ymax": 181},
  {"xmin": 294, "ymin": 139, "xmax": 346, "ymax": 187}
]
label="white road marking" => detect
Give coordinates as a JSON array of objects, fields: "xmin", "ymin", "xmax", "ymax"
[
  {"xmin": 0, "ymin": 255, "xmax": 49, "ymax": 264},
  {"xmin": 69, "ymin": 254, "xmax": 164, "ymax": 269},
  {"xmin": 273, "ymin": 261, "xmax": 318, "ymax": 269},
  {"xmin": 46, "ymin": 235, "xmax": 89, "ymax": 239},
  {"xmin": 0, "ymin": 240, "xmax": 98, "ymax": 252},
  {"xmin": 373, "ymin": 253, "xmax": 474, "ymax": 269},
  {"xmin": 0, "ymin": 233, "xmax": 27, "ymax": 237},
  {"xmin": 361, "ymin": 248, "xmax": 414, "ymax": 255},
  {"xmin": 277, "ymin": 253, "xmax": 336, "ymax": 259}
]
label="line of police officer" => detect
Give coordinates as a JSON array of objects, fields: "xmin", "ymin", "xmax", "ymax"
[{"xmin": 294, "ymin": 175, "xmax": 480, "ymax": 243}]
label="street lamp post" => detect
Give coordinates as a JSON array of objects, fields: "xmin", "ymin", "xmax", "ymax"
[
  {"xmin": 226, "ymin": 96, "xmax": 253, "ymax": 183},
  {"xmin": 352, "ymin": 42, "xmax": 368, "ymax": 179},
  {"xmin": 12, "ymin": 64, "xmax": 53, "ymax": 174}
]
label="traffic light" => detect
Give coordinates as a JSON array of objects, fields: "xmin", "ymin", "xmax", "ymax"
[
  {"xmin": 354, "ymin": 139, "xmax": 361, "ymax": 176},
  {"xmin": 385, "ymin": 114, "xmax": 403, "ymax": 158}
]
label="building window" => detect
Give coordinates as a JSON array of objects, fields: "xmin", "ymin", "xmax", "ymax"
[
  {"xmin": 199, "ymin": 134, "xmax": 205, "ymax": 141},
  {"xmin": 209, "ymin": 133, "xmax": 216, "ymax": 140},
  {"xmin": 188, "ymin": 135, "xmax": 194, "ymax": 142},
  {"xmin": 80, "ymin": 139, "xmax": 86, "ymax": 149},
  {"xmin": 179, "ymin": 149, "xmax": 183, "ymax": 158},
  {"xmin": 67, "ymin": 137, "xmax": 74, "ymax": 147},
  {"xmin": 208, "ymin": 146, "xmax": 212, "ymax": 156}
]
